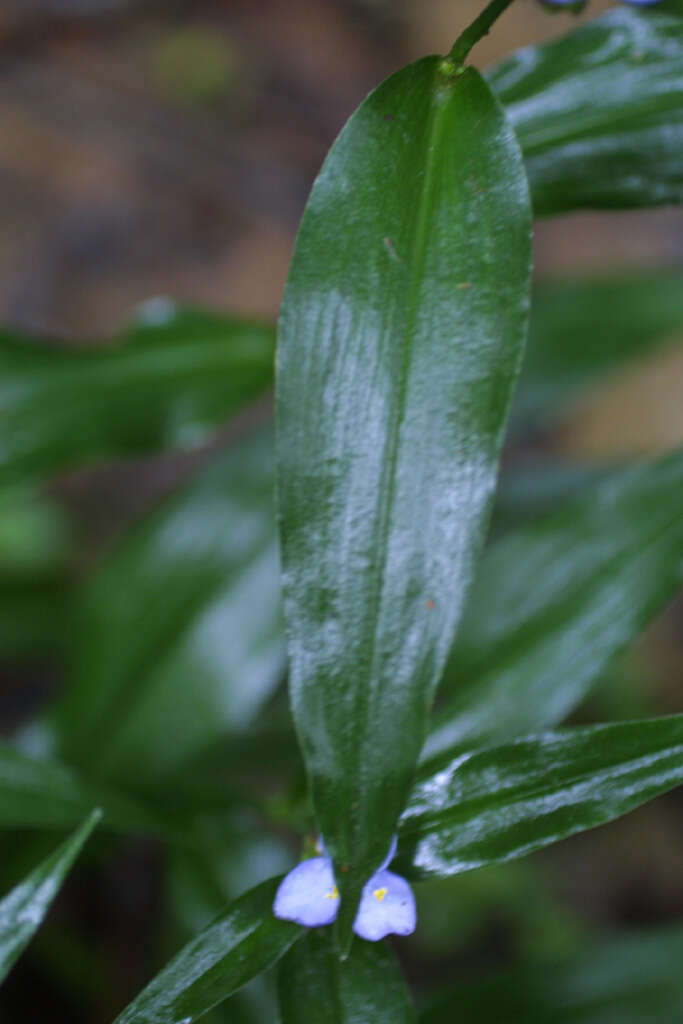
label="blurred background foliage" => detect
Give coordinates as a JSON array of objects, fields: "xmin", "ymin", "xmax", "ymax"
[{"xmin": 0, "ymin": 0, "xmax": 681, "ymax": 1021}]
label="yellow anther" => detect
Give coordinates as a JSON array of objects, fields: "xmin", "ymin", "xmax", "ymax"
[
  {"xmin": 324, "ymin": 885, "xmax": 339, "ymax": 900},
  {"xmin": 373, "ymin": 887, "xmax": 388, "ymax": 902}
]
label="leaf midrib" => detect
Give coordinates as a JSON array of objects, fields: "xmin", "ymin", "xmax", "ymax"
[{"xmin": 353, "ymin": 70, "xmax": 455, "ymax": 844}]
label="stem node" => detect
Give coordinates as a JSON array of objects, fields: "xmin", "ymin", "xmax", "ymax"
[{"xmin": 449, "ymin": 0, "xmax": 517, "ymax": 67}]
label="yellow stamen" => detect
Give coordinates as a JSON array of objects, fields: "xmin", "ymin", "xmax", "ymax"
[
  {"xmin": 324, "ymin": 885, "xmax": 339, "ymax": 900},
  {"xmin": 373, "ymin": 887, "xmax": 388, "ymax": 902}
]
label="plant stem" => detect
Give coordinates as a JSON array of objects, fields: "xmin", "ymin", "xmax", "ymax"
[{"xmin": 449, "ymin": 0, "xmax": 518, "ymax": 66}]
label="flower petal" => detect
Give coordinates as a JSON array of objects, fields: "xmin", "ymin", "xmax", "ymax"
[
  {"xmin": 353, "ymin": 869, "xmax": 416, "ymax": 942},
  {"xmin": 273, "ymin": 857, "xmax": 340, "ymax": 927},
  {"xmin": 379, "ymin": 834, "xmax": 398, "ymax": 872}
]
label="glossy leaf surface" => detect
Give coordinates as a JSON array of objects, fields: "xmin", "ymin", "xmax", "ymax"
[
  {"xmin": 421, "ymin": 924, "xmax": 683, "ymax": 1023},
  {"xmin": 401, "ymin": 715, "xmax": 683, "ymax": 879},
  {"xmin": 113, "ymin": 878, "xmax": 302, "ymax": 1024},
  {"xmin": 55, "ymin": 429, "xmax": 284, "ymax": 786},
  {"xmin": 490, "ymin": 2, "xmax": 683, "ymax": 215},
  {"xmin": 277, "ymin": 57, "xmax": 531, "ymax": 936},
  {"xmin": 159, "ymin": 822, "xmax": 289, "ymax": 1024},
  {"xmin": 0, "ymin": 304, "xmax": 274, "ymax": 486},
  {"xmin": 426, "ymin": 450, "xmax": 683, "ymax": 760},
  {"xmin": 278, "ymin": 931, "xmax": 416, "ymax": 1024},
  {"xmin": 0, "ymin": 741, "xmax": 171, "ymax": 836},
  {"xmin": 0, "ymin": 810, "xmax": 100, "ymax": 982}
]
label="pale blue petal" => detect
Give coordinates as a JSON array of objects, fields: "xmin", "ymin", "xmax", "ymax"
[
  {"xmin": 379, "ymin": 834, "xmax": 398, "ymax": 871},
  {"xmin": 353, "ymin": 869, "xmax": 416, "ymax": 942},
  {"xmin": 273, "ymin": 857, "xmax": 340, "ymax": 927}
]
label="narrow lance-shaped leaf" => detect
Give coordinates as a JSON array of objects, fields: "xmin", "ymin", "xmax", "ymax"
[
  {"xmin": 0, "ymin": 809, "xmax": 100, "ymax": 982},
  {"xmin": 276, "ymin": 56, "xmax": 532, "ymax": 939},
  {"xmin": 54, "ymin": 428, "xmax": 284, "ymax": 789},
  {"xmin": 400, "ymin": 715, "xmax": 683, "ymax": 880},
  {"xmin": 113, "ymin": 878, "xmax": 302, "ymax": 1024},
  {"xmin": 421, "ymin": 923, "xmax": 683, "ymax": 1024},
  {"xmin": 0, "ymin": 741, "xmax": 175, "ymax": 838},
  {"xmin": 0, "ymin": 303, "xmax": 274, "ymax": 486},
  {"xmin": 278, "ymin": 931, "xmax": 416, "ymax": 1024},
  {"xmin": 489, "ymin": 2, "xmax": 683, "ymax": 216},
  {"xmin": 425, "ymin": 449, "xmax": 683, "ymax": 761},
  {"xmin": 166, "ymin": 828, "xmax": 292, "ymax": 1024}
]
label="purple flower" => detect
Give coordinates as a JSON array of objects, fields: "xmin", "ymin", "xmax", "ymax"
[
  {"xmin": 541, "ymin": 0, "xmax": 661, "ymax": 7},
  {"xmin": 273, "ymin": 835, "xmax": 416, "ymax": 941},
  {"xmin": 539, "ymin": 0, "xmax": 588, "ymax": 8}
]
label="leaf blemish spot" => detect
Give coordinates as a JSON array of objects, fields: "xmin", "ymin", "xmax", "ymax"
[
  {"xmin": 426, "ymin": 599, "xmax": 435, "ymax": 610},
  {"xmin": 457, "ymin": 282, "xmax": 471, "ymax": 290},
  {"xmin": 383, "ymin": 237, "xmax": 401, "ymax": 263}
]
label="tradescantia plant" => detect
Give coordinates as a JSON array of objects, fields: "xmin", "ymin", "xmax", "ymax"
[{"xmin": 1, "ymin": 0, "xmax": 683, "ymax": 1020}]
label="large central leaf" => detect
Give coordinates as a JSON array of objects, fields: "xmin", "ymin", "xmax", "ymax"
[{"xmin": 276, "ymin": 57, "xmax": 532, "ymax": 938}]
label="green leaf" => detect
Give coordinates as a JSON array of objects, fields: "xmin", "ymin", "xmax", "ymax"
[
  {"xmin": 515, "ymin": 271, "xmax": 683, "ymax": 428},
  {"xmin": 113, "ymin": 877, "xmax": 302, "ymax": 1024},
  {"xmin": 166, "ymin": 829, "xmax": 290, "ymax": 1024},
  {"xmin": 0, "ymin": 485, "xmax": 69, "ymax": 574},
  {"xmin": 0, "ymin": 486, "xmax": 72, "ymax": 659},
  {"xmin": 426, "ymin": 450, "xmax": 683, "ymax": 760},
  {"xmin": 400, "ymin": 714, "xmax": 683, "ymax": 880},
  {"xmin": 160, "ymin": 716, "xmax": 303, "ymax": 818},
  {"xmin": 54, "ymin": 428, "xmax": 284, "ymax": 787},
  {"xmin": 276, "ymin": 56, "xmax": 532, "ymax": 939},
  {"xmin": 278, "ymin": 931, "xmax": 416, "ymax": 1023},
  {"xmin": 0, "ymin": 304, "xmax": 274, "ymax": 486},
  {"xmin": 492, "ymin": 458, "xmax": 610, "ymax": 535},
  {"xmin": 0, "ymin": 809, "xmax": 100, "ymax": 982},
  {"xmin": 0, "ymin": 741, "xmax": 172, "ymax": 837},
  {"xmin": 421, "ymin": 923, "xmax": 683, "ymax": 1023},
  {"xmin": 167, "ymin": 818, "xmax": 291, "ymax": 939},
  {"xmin": 490, "ymin": 3, "xmax": 683, "ymax": 215},
  {"xmin": 0, "ymin": 571, "xmax": 70, "ymax": 661}
]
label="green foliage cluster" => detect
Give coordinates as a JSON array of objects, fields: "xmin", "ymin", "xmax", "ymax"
[{"xmin": 1, "ymin": 1, "xmax": 682, "ymax": 1020}]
